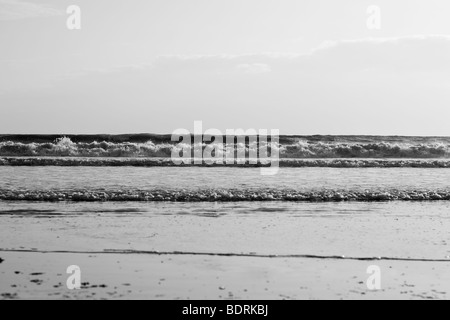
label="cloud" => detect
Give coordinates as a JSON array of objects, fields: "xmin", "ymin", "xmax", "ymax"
[
  {"xmin": 309, "ymin": 35, "xmax": 450, "ymax": 73},
  {"xmin": 149, "ymin": 35, "xmax": 450, "ymax": 76},
  {"xmin": 236, "ymin": 63, "xmax": 272, "ymax": 74},
  {"xmin": 3, "ymin": 35, "xmax": 450, "ymax": 135},
  {"xmin": 150, "ymin": 53, "xmax": 299, "ymax": 77},
  {"xmin": 8, "ymin": 34, "xmax": 450, "ymax": 93},
  {"xmin": 18, "ymin": 34, "xmax": 450, "ymax": 97},
  {"xmin": 0, "ymin": 0, "xmax": 62, "ymax": 21}
]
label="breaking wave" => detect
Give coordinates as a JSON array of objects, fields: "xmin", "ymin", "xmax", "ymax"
[
  {"xmin": 1, "ymin": 136, "xmax": 450, "ymax": 159},
  {"xmin": 1, "ymin": 188, "xmax": 450, "ymax": 202},
  {"xmin": 0, "ymin": 138, "xmax": 174, "ymax": 158}
]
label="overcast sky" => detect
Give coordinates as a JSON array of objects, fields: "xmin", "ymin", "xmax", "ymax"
[{"xmin": 1, "ymin": 0, "xmax": 450, "ymax": 135}]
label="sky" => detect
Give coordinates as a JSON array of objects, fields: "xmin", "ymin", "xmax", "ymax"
[{"xmin": 1, "ymin": 0, "xmax": 450, "ymax": 135}]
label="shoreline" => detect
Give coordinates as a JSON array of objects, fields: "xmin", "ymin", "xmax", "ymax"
[{"xmin": 1, "ymin": 201, "xmax": 450, "ymax": 300}]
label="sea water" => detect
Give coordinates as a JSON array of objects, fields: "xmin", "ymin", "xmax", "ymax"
[{"xmin": 1, "ymin": 165, "xmax": 450, "ymax": 261}]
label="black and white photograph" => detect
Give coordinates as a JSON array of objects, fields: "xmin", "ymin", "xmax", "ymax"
[{"xmin": 1, "ymin": 0, "xmax": 450, "ymax": 303}]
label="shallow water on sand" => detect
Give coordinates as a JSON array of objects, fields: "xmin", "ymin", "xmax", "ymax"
[
  {"xmin": 1, "ymin": 167, "xmax": 450, "ymax": 261},
  {"xmin": 1, "ymin": 166, "xmax": 450, "ymax": 202},
  {"xmin": 1, "ymin": 200, "xmax": 450, "ymax": 260},
  {"xmin": 1, "ymin": 167, "xmax": 450, "ymax": 191}
]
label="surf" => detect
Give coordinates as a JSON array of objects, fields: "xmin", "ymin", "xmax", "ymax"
[{"xmin": 1, "ymin": 135, "xmax": 450, "ymax": 159}]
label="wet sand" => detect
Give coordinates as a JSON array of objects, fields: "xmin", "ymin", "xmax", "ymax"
[
  {"xmin": 1, "ymin": 252, "xmax": 450, "ymax": 300},
  {"xmin": 1, "ymin": 201, "xmax": 450, "ymax": 300}
]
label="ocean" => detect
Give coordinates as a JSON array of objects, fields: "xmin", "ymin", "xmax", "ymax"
[
  {"xmin": 1, "ymin": 135, "xmax": 450, "ymax": 299},
  {"xmin": 2, "ymin": 134, "xmax": 450, "ymax": 220},
  {"xmin": 1, "ymin": 134, "xmax": 450, "ymax": 203}
]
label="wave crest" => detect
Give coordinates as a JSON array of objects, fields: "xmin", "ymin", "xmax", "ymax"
[
  {"xmin": 0, "ymin": 138, "xmax": 174, "ymax": 157},
  {"xmin": 1, "ymin": 137, "xmax": 450, "ymax": 159},
  {"xmin": 1, "ymin": 188, "xmax": 450, "ymax": 202}
]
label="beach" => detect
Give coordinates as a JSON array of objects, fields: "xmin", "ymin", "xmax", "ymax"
[
  {"xmin": 1, "ymin": 137, "xmax": 450, "ymax": 300},
  {"xmin": 2, "ymin": 252, "xmax": 450, "ymax": 300},
  {"xmin": 1, "ymin": 199, "xmax": 450, "ymax": 300}
]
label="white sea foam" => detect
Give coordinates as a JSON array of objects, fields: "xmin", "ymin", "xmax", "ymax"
[{"xmin": 1, "ymin": 137, "xmax": 449, "ymax": 159}]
